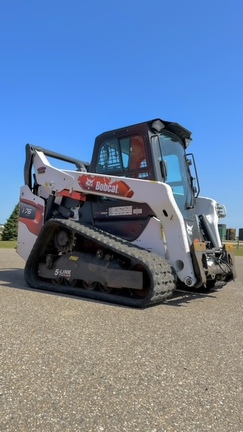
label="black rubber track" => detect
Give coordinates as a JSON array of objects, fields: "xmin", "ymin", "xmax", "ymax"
[{"xmin": 24, "ymin": 219, "xmax": 176, "ymax": 308}]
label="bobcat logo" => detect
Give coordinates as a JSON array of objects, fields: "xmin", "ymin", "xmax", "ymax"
[
  {"xmin": 85, "ymin": 178, "xmax": 95, "ymax": 189},
  {"xmin": 78, "ymin": 174, "xmax": 134, "ymax": 198},
  {"xmin": 186, "ymin": 224, "xmax": 193, "ymax": 236}
]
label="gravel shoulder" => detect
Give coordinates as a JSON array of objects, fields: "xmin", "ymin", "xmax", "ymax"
[{"xmin": 0, "ymin": 250, "xmax": 242, "ymax": 432}]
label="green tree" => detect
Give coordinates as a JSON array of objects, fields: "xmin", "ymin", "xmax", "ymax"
[{"xmin": 2, "ymin": 204, "xmax": 19, "ymax": 241}]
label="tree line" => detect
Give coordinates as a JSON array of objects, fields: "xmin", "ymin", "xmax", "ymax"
[{"xmin": 1, "ymin": 204, "xmax": 19, "ymax": 241}]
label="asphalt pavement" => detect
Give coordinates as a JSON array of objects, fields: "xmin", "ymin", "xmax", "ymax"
[{"xmin": 0, "ymin": 249, "xmax": 242, "ymax": 432}]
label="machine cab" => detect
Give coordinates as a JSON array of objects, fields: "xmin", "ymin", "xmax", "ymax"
[{"xmin": 90, "ymin": 118, "xmax": 198, "ymax": 221}]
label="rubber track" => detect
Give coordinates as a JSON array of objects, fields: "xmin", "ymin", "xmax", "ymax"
[{"xmin": 24, "ymin": 218, "xmax": 176, "ymax": 308}]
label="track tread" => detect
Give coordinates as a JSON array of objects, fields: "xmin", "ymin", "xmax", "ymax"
[{"xmin": 24, "ymin": 219, "xmax": 176, "ymax": 308}]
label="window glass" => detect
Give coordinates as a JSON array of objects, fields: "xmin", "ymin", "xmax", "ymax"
[
  {"xmin": 165, "ymin": 155, "xmax": 181, "ymax": 183},
  {"xmin": 120, "ymin": 137, "xmax": 130, "ymax": 169},
  {"xmin": 158, "ymin": 133, "xmax": 194, "ymax": 212},
  {"xmin": 96, "ymin": 138, "xmax": 122, "ymax": 172},
  {"xmin": 96, "ymin": 134, "xmax": 150, "ymax": 178}
]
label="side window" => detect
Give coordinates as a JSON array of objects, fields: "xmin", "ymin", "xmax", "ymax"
[
  {"xmin": 120, "ymin": 137, "xmax": 130, "ymax": 169},
  {"xmin": 96, "ymin": 134, "xmax": 150, "ymax": 178},
  {"xmin": 96, "ymin": 138, "xmax": 122, "ymax": 172},
  {"xmin": 164, "ymin": 154, "xmax": 184, "ymax": 195},
  {"xmin": 122, "ymin": 135, "xmax": 149, "ymax": 178},
  {"xmin": 165, "ymin": 154, "xmax": 181, "ymax": 182},
  {"xmin": 128, "ymin": 135, "xmax": 147, "ymax": 171}
]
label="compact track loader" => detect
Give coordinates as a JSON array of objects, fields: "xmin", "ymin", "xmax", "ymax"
[{"xmin": 17, "ymin": 118, "xmax": 236, "ymax": 307}]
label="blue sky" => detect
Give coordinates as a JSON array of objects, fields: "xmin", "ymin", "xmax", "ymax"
[{"xmin": 0, "ymin": 0, "xmax": 242, "ymax": 230}]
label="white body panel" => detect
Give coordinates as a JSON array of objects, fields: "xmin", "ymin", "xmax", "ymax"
[
  {"xmin": 195, "ymin": 196, "xmax": 222, "ymax": 247},
  {"xmin": 17, "ymin": 222, "xmax": 38, "ymax": 261},
  {"xmin": 132, "ymin": 217, "xmax": 167, "ymax": 257}
]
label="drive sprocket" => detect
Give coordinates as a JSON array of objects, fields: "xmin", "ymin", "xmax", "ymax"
[{"xmin": 54, "ymin": 228, "xmax": 75, "ymax": 253}]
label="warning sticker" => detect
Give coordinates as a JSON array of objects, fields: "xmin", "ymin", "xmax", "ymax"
[
  {"xmin": 109, "ymin": 206, "xmax": 133, "ymax": 216},
  {"xmin": 133, "ymin": 208, "xmax": 142, "ymax": 215}
]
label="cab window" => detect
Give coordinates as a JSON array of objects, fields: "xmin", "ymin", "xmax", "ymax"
[{"xmin": 96, "ymin": 135, "xmax": 151, "ymax": 178}]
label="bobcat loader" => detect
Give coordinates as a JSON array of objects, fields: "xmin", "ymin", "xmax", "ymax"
[{"xmin": 17, "ymin": 118, "xmax": 236, "ymax": 307}]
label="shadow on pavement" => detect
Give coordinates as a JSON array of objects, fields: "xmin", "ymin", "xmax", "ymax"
[{"xmin": 0, "ymin": 267, "xmax": 219, "ymax": 309}]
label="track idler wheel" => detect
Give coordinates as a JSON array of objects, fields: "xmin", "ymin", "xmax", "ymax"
[
  {"xmin": 64, "ymin": 279, "xmax": 77, "ymax": 287},
  {"xmin": 98, "ymin": 283, "xmax": 113, "ymax": 294},
  {"xmin": 54, "ymin": 228, "xmax": 75, "ymax": 253},
  {"xmin": 83, "ymin": 281, "xmax": 97, "ymax": 291},
  {"xmin": 52, "ymin": 277, "xmax": 63, "ymax": 286}
]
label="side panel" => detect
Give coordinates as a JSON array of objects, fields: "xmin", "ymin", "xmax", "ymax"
[
  {"xmin": 90, "ymin": 198, "xmax": 155, "ymax": 241},
  {"xmin": 195, "ymin": 196, "xmax": 222, "ymax": 247},
  {"xmin": 17, "ymin": 185, "xmax": 45, "ymax": 260},
  {"xmin": 132, "ymin": 217, "xmax": 167, "ymax": 257}
]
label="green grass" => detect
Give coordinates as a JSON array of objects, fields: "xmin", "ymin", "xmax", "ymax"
[
  {"xmin": 0, "ymin": 240, "xmax": 17, "ymax": 249},
  {"xmin": 224, "ymin": 241, "xmax": 243, "ymax": 257},
  {"xmin": 233, "ymin": 246, "xmax": 243, "ymax": 257}
]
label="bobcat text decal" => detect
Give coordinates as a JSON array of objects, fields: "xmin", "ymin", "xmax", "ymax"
[{"xmin": 78, "ymin": 175, "xmax": 134, "ymax": 198}]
